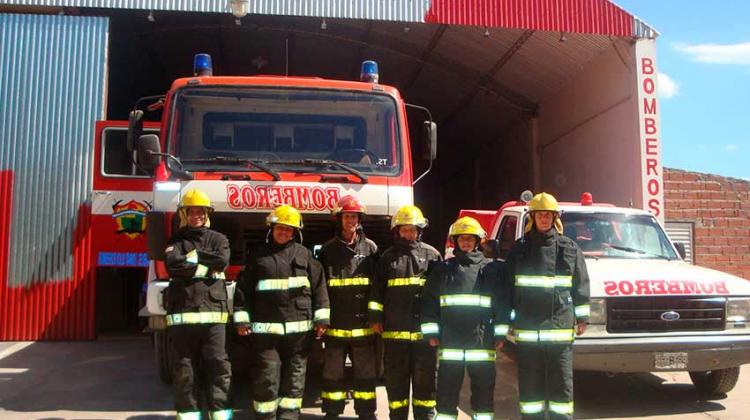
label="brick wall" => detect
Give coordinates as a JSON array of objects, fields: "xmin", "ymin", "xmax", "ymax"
[{"xmin": 664, "ymin": 167, "xmax": 750, "ymax": 279}]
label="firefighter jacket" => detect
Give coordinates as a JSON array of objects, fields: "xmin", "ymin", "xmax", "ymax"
[
  {"xmin": 420, "ymin": 249, "xmax": 508, "ymax": 351},
  {"xmin": 235, "ymin": 240, "xmax": 330, "ymax": 335},
  {"xmin": 319, "ymin": 232, "xmax": 379, "ymax": 342},
  {"xmin": 164, "ymin": 226, "xmax": 231, "ymax": 326},
  {"xmin": 503, "ymin": 229, "xmax": 590, "ymax": 345},
  {"xmin": 369, "ymin": 238, "xmax": 442, "ymax": 341}
]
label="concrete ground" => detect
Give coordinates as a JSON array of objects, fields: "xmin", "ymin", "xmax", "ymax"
[{"xmin": 0, "ymin": 335, "xmax": 748, "ymax": 419}]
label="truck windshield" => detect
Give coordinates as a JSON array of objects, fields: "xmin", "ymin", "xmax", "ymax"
[
  {"xmin": 560, "ymin": 212, "xmax": 679, "ymax": 260},
  {"xmin": 168, "ymin": 87, "xmax": 401, "ymax": 175}
]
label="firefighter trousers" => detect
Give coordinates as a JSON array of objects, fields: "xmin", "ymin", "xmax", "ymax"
[
  {"xmin": 384, "ymin": 340, "xmax": 438, "ymax": 420},
  {"xmin": 168, "ymin": 323, "xmax": 231, "ymax": 416},
  {"xmin": 252, "ymin": 332, "xmax": 313, "ymax": 420},
  {"xmin": 436, "ymin": 357, "xmax": 495, "ymax": 419},
  {"xmin": 321, "ymin": 340, "xmax": 378, "ymax": 416},
  {"xmin": 517, "ymin": 344, "xmax": 574, "ymax": 420}
]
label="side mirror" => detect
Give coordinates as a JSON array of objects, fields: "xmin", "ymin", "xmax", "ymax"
[
  {"xmin": 482, "ymin": 239, "xmax": 500, "ymax": 259},
  {"xmin": 127, "ymin": 110, "xmax": 144, "ymax": 152},
  {"xmin": 137, "ymin": 134, "xmax": 162, "ymax": 170},
  {"xmin": 423, "ymin": 121, "xmax": 437, "ymax": 161},
  {"xmin": 674, "ymin": 242, "xmax": 687, "ymax": 260}
]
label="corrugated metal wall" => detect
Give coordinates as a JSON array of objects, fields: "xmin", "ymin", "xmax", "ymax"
[
  {"xmin": 0, "ymin": 0, "xmax": 431, "ymax": 23},
  {"xmin": 0, "ymin": 13, "xmax": 107, "ymax": 340},
  {"xmin": 0, "ymin": 0, "xmax": 657, "ymax": 37}
]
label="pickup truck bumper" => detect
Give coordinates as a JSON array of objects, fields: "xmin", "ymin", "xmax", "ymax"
[{"xmin": 572, "ymin": 334, "xmax": 750, "ymax": 372}]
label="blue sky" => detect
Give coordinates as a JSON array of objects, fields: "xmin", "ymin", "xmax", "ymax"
[{"xmin": 614, "ymin": 1, "xmax": 750, "ymax": 180}]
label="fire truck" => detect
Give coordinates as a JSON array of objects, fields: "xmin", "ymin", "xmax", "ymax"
[
  {"xmin": 452, "ymin": 191, "xmax": 750, "ymax": 395},
  {"xmin": 97, "ymin": 54, "xmax": 436, "ymax": 382}
]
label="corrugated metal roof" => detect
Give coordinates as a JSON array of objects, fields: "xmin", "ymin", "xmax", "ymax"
[
  {"xmin": 496, "ymin": 30, "xmax": 614, "ymax": 103},
  {"xmin": 0, "ymin": 13, "xmax": 106, "ymax": 339},
  {"xmin": 0, "ymin": 0, "xmax": 658, "ymax": 38}
]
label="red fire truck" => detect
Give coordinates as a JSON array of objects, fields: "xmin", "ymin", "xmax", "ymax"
[{"xmin": 93, "ymin": 54, "xmax": 436, "ymax": 382}]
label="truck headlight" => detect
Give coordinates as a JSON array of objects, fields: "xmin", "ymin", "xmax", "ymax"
[
  {"xmin": 589, "ymin": 298, "xmax": 606, "ymax": 325},
  {"xmin": 727, "ymin": 298, "xmax": 750, "ymax": 324}
]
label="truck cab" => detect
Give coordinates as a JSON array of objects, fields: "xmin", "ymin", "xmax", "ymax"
[
  {"xmin": 124, "ymin": 55, "xmax": 436, "ymax": 383},
  {"xmin": 457, "ymin": 192, "xmax": 750, "ymax": 395}
]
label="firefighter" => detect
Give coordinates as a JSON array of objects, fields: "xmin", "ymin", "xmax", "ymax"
[
  {"xmin": 421, "ymin": 216, "xmax": 508, "ymax": 420},
  {"xmin": 369, "ymin": 205, "xmax": 441, "ymax": 420},
  {"xmin": 503, "ymin": 192, "xmax": 590, "ymax": 420},
  {"xmin": 234, "ymin": 204, "xmax": 330, "ymax": 420},
  {"xmin": 163, "ymin": 188, "xmax": 232, "ymax": 420},
  {"xmin": 319, "ymin": 195, "xmax": 379, "ymax": 420}
]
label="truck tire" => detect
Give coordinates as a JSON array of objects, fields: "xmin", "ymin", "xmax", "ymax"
[
  {"xmin": 154, "ymin": 330, "xmax": 173, "ymax": 385},
  {"xmin": 689, "ymin": 367, "xmax": 740, "ymax": 395}
]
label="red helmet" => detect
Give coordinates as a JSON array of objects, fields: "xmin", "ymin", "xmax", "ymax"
[{"xmin": 332, "ymin": 195, "xmax": 366, "ymax": 216}]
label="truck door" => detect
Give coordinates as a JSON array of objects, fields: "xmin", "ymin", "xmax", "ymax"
[
  {"xmin": 92, "ymin": 120, "xmax": 159, "ymax": 333},
  {"xmin": 494, "ymin": 213, "xmax": 520, "ymax": 260}
]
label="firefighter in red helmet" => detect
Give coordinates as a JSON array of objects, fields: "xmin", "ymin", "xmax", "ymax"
[{"xmin": 319, "ymin": 195, "xmax": 379, "ymax": 419}]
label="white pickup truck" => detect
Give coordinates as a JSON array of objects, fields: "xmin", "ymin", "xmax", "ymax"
[{"xmin": 453, "ymin": 192, "xmax": 750, "ymax": 395}]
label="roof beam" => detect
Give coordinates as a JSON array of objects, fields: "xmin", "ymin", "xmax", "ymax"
[
  {"xmin": 350, "ymin": 21, "xmax": 375, "ymax": 79},
  {"xmin": 136, "ymin": 23, "xmax": 537, "ymax": 113},
  {"xmin": 441, "ymin": 30, "xmax": 536, "ymax": 127},
  {"xmin": 402, "ymin": 24, "xmax": 447, "ymax": 95}
]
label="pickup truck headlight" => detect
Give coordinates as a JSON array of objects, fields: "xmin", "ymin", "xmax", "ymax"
[
  {"xmin": 588, "ymin": 298, "xmax": 606, "ymax": 325},
  {"xmin": 727, "ymin": 298, "xmax": 750, "ymax": 324}
]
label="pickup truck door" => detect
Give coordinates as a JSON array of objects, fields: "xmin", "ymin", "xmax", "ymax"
[{"xmin": 494, "ymin": 211, "xmax": 521, "ymax": 260}]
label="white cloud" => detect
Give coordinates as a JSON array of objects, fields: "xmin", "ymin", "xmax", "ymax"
[
  {"xmin": 724, "ymin": 144, "xmax": 738, "ymax": 151},
  {"xmin": 674, "ymin": 41, "xmax": 750, "ymax": 65},
  {"xmin": 657, "ymin": 72, "xmax": 678, "ymax": 99}
]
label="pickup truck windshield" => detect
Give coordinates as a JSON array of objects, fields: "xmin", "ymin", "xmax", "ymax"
[
  {"xmin": 169, "ymin": 87, "xmax": 401, "ymax": 175},
  {"xmin": 560, "ymin": 212, "xmax": 679, "ymax": 260}
]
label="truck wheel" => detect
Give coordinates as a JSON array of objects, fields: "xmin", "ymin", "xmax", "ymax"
[
  {"xmin": 689, "ymin": 367, "xmax": 740, "ymax": 395},
  {"xmin": 154, "ymin": 330, "xmax": 173, "ymax": 385}
]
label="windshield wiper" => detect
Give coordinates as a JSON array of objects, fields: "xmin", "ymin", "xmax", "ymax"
[
  {"xmin": 267, "ymin": 159, "xmax": 368, "ymax": 184},
  {"xmin": 607, "ymin": 244, "xmax": 672, "ymax": 260},
  {"xmin": 181, "ymin": 156, "xmax": 280, "ymax": 181}
]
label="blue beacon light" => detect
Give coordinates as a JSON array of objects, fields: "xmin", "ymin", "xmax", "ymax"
[
  {"xmin": 193, "ymin": 53, "xmax": 213, "ymax": 77},
  {"xmin": 360, "ymin": 60, "xmax": 379, "ymax": 83}
]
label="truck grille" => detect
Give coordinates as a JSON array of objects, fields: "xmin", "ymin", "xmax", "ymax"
[{"xmin": 607, "ymin": 297, "xmax": 726, "ymax": 333}]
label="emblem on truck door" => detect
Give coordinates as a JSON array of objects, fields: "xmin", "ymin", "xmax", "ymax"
[{"xmin": 660, "ymin": 311, "xmax": 681, "ymax": 321}]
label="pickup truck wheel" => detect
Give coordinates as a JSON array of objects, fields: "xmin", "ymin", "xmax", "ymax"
[
  {"xmin": 154, "ymin": 330, "xmax": 173, "ymax": 385},
  {"xmin": 689, "ymin": 367, "xmax": 740, "ymax": 395}
]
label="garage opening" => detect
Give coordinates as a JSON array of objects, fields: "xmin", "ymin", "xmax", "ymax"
[
  {"xmin": 95, "ymin": 267, "xmax": 147, "ymax": 334},
  {"xmin": 102, "ymin": 9, "xmax": 636, "ymax": 247}
]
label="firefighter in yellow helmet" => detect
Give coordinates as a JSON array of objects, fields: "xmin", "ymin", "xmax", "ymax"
[
  {"xmin": 163, "ymin": 188, "xmax": 232, "ymax": 420},
  {"xmin": 523, "ymin": 192, "xmax": 564, "ymax": 235},
  {"xmin": 420, "ymin": 217, "xmax": 508, "ymax": 420},
  {"xmin": 370, "ymin": 205, "xmax": 441, "ymax": 420},
  {"xmin": 502, "ymin": 192, "xmax": 590, "ymax": 419},
  {"xmin": 234, "ymin": 204, "xmax": 330, "ymax": 420}
]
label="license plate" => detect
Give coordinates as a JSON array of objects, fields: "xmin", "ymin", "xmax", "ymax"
[{"xmin": 654, "ymin": 352, "xmax": 688, "ymax": 370}]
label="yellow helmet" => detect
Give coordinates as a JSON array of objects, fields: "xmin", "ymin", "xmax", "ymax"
[
  {"xmin": 178, "ymin": 189, "xmax": 212, "ymax": 228},
  {"xmin": 391, "ymin": 205, "xmax": 428, "ymax": 229},
  {"xmin": 180, "ymin": 188, "xmax": 213, "ymax": 210},
  {"xmin": 525, "ymin": 192, "xmax": 563, "ymax": 234},
  {"xmin": 266, "ymin": 204, "xmax": 303, "ymax": 229},
  {"xmin": 448, "ymin": 216, "xmax": 486, "ymax": 239},
  {"xmin": 528, "ymin": 192, "xmax": 559, "ymax": 213}
]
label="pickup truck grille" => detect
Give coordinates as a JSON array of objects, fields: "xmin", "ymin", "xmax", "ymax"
[{"xmin": 607, "ymin": 297, "xmax": 726, "ymax": 333}]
